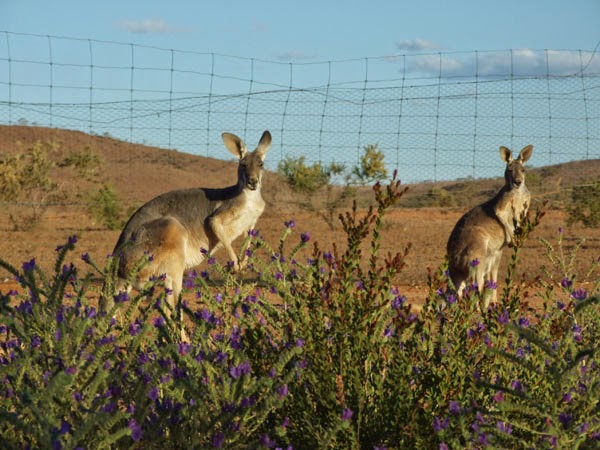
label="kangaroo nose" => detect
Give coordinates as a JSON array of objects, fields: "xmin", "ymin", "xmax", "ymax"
[{"xmin": 514, "ymin": 179, "xmax": 522, "ymax": 187}]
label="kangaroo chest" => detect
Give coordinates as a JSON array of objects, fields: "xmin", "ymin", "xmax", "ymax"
[{"xmin": 211, "ymin": 190, "xmax": 265, "ymax": 235}]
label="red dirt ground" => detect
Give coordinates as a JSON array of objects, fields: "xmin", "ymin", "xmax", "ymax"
[{"xmin": 1, "ymin": 125, "xmax": 599, "ymax": 308}]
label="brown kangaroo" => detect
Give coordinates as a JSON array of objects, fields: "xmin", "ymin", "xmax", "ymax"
[
  {"xmin": 446, "ymin": 144, "xmax": 533, "ymax": 309},
  {"xmin": 110, "ymin": 130, "xmax": 272, "ymax": 312}
]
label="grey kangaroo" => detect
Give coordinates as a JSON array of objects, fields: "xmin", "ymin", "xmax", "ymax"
[
  {"xmin": 446, "ymin": 144, "xmax": 533, "ymax": 309},
  {"xmin": 110, "ymin": 130, "xmax": 272, "ymax": 312}
]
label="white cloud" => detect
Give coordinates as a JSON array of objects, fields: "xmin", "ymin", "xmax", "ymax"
[
  {"xmin": 275, "ymin": 50, "xmax": 318, "ymax": 61},
  {"xmin": 396, "ymin": 38, "xmax": 440, "ymax": 52},
  {"xmin": 392, "ymin": 48, "xmax": 600, "ymax": 78},
  {"xmin": 117, "ymin": 18, "xmax": 179, "ymax": 34}
]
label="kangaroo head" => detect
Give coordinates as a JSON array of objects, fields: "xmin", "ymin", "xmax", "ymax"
[
  {"xmin": 222, "ymin": 130, "xmax": 272, "ymax": 191},
  {"xmin": 499, "ymin": 144, "xmax": 533, "ymax": 189}
]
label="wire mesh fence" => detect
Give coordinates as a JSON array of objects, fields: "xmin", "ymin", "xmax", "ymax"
[{"xmin": 0, "ymin": 31, "xmax": 599, "ymax": 183}]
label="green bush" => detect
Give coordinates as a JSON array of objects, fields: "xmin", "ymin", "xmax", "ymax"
[
  {"xmin": 568, "ymin": 179, "xmax": 600, "ymax": 227},
  {"xmin": 350, "ymin": 143, "xmax": 388, "ymax": 186},
  {"xmin": 277, "ymin": 155, "xmax": 344, "ymax": 193},
  {"xmin": 86, "ymin": 184, "xmax": 123, "ymax": 230},
  {"xmin": 0, "ymin": 141, "xmax": 55, "ymax": 202},
  {"xmin": 1, "ymin": 178, "xmax": 599, "ymax": 449},
  {"xmin": 60, "ymin": 146, "xmax": 102, "ymax": 179}
]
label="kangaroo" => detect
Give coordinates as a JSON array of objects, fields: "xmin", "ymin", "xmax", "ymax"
[
  {"xmin": 446, "ymin": 144, "xmax": 533, "ymax": 309},
  {"xmin": 110, "ymin": 130, "xmax": 272, "ymax": 313}
]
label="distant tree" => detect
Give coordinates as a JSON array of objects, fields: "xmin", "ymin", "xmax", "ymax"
[
  {"xmin": 350, "ymin": 144, "xmax": 388, "ymax": 186},
  {"xmin": 278, "ymin": 156, "xmax": 345, "ymax": 193},
  {"xmin": 568, "ymin": 179, "xmax": 600, "ymax": 227}
]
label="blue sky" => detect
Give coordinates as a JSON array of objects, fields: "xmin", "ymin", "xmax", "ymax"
[
  {"xmin": 2, "ymin": 0, "xmax": 598, "ymax": 62},
  {"xmin": 1, "ymin": 1, "xmax": 599, "ymax": 183}
]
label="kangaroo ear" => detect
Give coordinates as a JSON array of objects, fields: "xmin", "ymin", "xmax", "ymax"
[
  {"xmin": 518, "ymin": 145, "xmax": 533, "ymax": 163},
  {"xmin": 255, "ymin": 130, "xmax": 272, "ymax": 158},
  {"xmin": 499, "ymin": 146, "xmax": 513, "ymax": 163},
  {"xmin": 222, "ymin": 133, "xmax": 247, "ymax": 159}
]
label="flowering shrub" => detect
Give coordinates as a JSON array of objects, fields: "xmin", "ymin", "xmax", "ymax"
[{"xmin": 1, "ymin": 177, "xmax": 599, "ymax": 449}]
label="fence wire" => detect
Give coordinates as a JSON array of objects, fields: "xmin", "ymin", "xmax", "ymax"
[{"xmin": 0, "ymin": 31, "xmax": 599, "ymax": 183}]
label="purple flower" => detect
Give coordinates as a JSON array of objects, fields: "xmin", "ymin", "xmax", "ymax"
[
  {"xmin": 22, "ymin": 258, "xmax": 36, "ymax": 273},
  {"xmin": 153, "ymin": 316, "xmax": 165, "ymax": 328},
  {"xmin": 259, "ymin": 434, "xmax": 276, "ymax": 448},
  {"xmin": 341, "ymin": 408, "xmax": 354, "ymax": 421},
  {"xmin": 129, "ymin": 321, "xmax": 142, "ymax": 336},
  {"xmin": 300, "ymin": 232, "xmax": 311, "ymax": 243},
  {"xmin": 65, "ymin": 366, "xmax": 77, "ymax": 375},
  {"xmin": 128, "ymin": 418, "xmax": 143, "ymax": 442},
  {"xmin": 85, "ymin": 306, "xmax": 97, "ymax": 319},
  {"xmin": 469, "ymin": 258, "xmax": 480, "ymax": 267},
  {"xmin": 498, "ymin": 309, "xmax": 510, "ymax": 324},
  {"xmin": 114, "ymin": 291, "xmax": 130, "ymax": 303},
  {"xmin": 448, "ymin": 401, "xmax": 461, "ymax": 414},
  {"xmin": 518, "ymin": 317, "xmax": 530, "ymax": 328},
  {"xmin": 477, "ymin": 433, "xmax": 489, "ymax": 446},
  {"xmin": 211, "ymin": 432, "xmax": 225, "ymax": 448},
  {"xmin": 439, "ymin": 443, "xmax": 449, "ymax": 450},
  {"xmin": 148, "ymin": 387, "xmax": 159, "ymax": 401},
  {"xmin": 295, "ymin": 338, "xmax": 305, "ymax": 348},
  {"xmin": 561, "ymin": 277, "xmax": 573, "ymax": 288},
  {"xmin": 571, "ymin": 288, "xmax": 587, "ymax": 301},
  {"xmin": 284, "ymin": 220, "xmax": 295, "ymax": 229},
  {"xmin": 391, "ymin": 295, "xmax": 406, "ymax": 309},
  {"xmin": 230, "ymin": 361, "xmax": 251, "ymax": 379},
  {"xmin": 573, "ymin": 324, "xmax": 583, "ymax": 342},
  {"xmin": 485, "ymin": 280, "xmax": 497, "ymax": 290},
  {"xmin": 510, "ymin": 379, "xmax": 525, "ymax": 392},
  {"xmin": 178, "ymin": 342, "xmax": 191, "ymax": 356},
  {"xmin": 559, "ymin": 412, "xmax": 573, "ymax": 428},
  {"xmin": 493, "ymin": 391, "xmax": 504, "ymax": 403},
  {"xmin": 276, "ymin": 384, "xmax": 289, "ymax": 399},
  {"xmin": 31, "ymin": 335, "xmax": 41, "ymax": 349},
  {"xmin": 497, "ymin": 421, "xmax": 512, "ymax": 434},
  {"xmin": 81, "ymin": 253, "xmax": 91, "ymax": 263},
  {"xmin": 16, "ymin": 300, "xmax": 32, "ymax": 315},
  {"xmin": 433, "ymin": 416, "xmax": 449, "ymax": 433},
  {"xmin": 247, "ymin": 228, "xmax": 259, "ymax": 237}
]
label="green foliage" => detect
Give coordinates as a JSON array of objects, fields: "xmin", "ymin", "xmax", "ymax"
[
  {"xmin": 1, "ymin": 179, "xmax": 599, "ymax": 449},
  {"xmin": 568, "ymin": 179, "xmax": 600, "ymax": 227},
  {"xmin": 86, "ymin": 184, "xmax": 123, "ymax": 230},
  {"xmin": 425, "ymin": 186, "xmax": 457, "ymax": 207},
  {"xmin": 60, "ymin": 146, "xmax": 102, "ymax": 179},
  {"xmin": 277, "ymin": 155, "xmax": 345, "ymax": 193},
  {"xmin": 0, "ymin": 141, "xmax": 56, "ymax": 202},
  {"xmin": 0, "ymin": 237, "xmax": 302, "ymax": 449},
  {"xmin": 350, "ymin": 143, "xmax": 388, "ymax": 186}
]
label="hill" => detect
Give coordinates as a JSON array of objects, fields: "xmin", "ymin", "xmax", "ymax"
[{"xmin": 1, "ymin": 125, "xmax": 599, "ymax": 305}]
